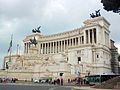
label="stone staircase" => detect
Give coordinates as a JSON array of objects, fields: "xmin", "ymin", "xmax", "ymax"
[
  {"xmin": 95, "ymin": 76, "xmax": 120, "ymax": 89},
  {"xmin": 114, "ymin": 82, "xmax": 120, "ymax": 89}
]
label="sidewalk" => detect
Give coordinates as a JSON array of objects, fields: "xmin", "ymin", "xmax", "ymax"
[{"xmin": 73, "ymin": 86, "xmax": 119, "ymax": 90}]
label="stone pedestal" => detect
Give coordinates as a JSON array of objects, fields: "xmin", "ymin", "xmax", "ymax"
[{"xmin": 29, "ymin": 47, "xmax": 38, "ymax": 55}]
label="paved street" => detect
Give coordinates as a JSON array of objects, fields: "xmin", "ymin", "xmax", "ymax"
[{"xmin": 0, "ymin": 84, "xmax": 73, "ymax": 90}]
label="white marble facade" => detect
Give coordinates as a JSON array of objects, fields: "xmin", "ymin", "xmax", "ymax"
[{"xmin": 4, "ymin": 16, "xmax": 112, "ymax": 81}]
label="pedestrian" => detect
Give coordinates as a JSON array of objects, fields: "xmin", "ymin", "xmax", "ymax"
[{"xmin": 68, "ymin": 79, "xmax": 70, "ymax": 83}]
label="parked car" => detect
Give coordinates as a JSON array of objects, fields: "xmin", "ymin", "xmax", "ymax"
[
  {"xmin": 41, "ymin": 79, "xmax": 46, "ymax": 83},
  {"xmin": 34, "ymin": 79, "xmax": 39, "ymax": 83}
]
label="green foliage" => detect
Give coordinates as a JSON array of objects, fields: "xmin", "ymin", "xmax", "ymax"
[
  {"xmin": 118, "ymin": 55, "xmax": 120, "ymax": 62},
  {"xmin": 101, "ymin": 0, "xmax": 120, "ymax": 14},
  {"xmin": 6, "ymin": 62, "xmax": 9, "ymax": 69}
]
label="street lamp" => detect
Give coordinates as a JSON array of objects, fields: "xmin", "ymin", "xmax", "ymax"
[{"xmin": 60, "ymin": 73, "xmax": 64, "ymax": 85}]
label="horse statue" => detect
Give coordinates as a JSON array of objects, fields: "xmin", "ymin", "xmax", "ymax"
[
  {"xmin": 90, "ymin": 9, "xmax": 101, "ymax": 18},
  {"xmin": 30, "ymin": 37, "xmax": 37, "ymax": 46},
  {"xmin": 32, "ymin": 29, "xmax": 36, "ymax": 33},
  {"xmin": 32, "ymin": 26, "xmax": 41, "ymax": 33}
]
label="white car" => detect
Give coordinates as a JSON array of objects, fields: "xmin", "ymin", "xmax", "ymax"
[
  {"xmin": 41, "ymin": 79, "xmax": 46, "ymax": 83},
  {"xmin": 34, "ymin": 79, "xmax": 39, "ymax": 83}
]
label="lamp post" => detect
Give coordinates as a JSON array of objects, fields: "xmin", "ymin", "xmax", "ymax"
[{"xmin": 60, "ymin": 73, "xmax": 63, "ymax": 85}]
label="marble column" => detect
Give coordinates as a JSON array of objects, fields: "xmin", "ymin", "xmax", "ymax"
[
  {"xmin": 66, "ymin": 39, "xmax": 68, "ymax": 49},
  {"xmin": 48, "ymin": 42, "xmax": 50, "ymax": 54},
  {"xmin": 72, "ymin": 38, "xmax": 74, "ymax": 46},
  {"xmin": 48, "ymin": 43, "xmax": 49, "ymax": 54},
  {"xmin": 38, "ymin": 42, "xmax": 41, "ymax": 54},
  {"xmin": 69, "ymin": 39, "xmax": 71, "ymax": 46},
  {"xmin": 84, "ymin": 30, "xmax": 87, "ymax": 44},
  {"xmin": 74, "ymin": 38, "xmax": 76, "ymax": 46},
  {"xmin": 51, "ymin": 42, "xmax": 53, "ymax": 53},
  {"xmin": 64, "ymin": 40, "xmax": 65, "ymax": 51},
  {"xmin": 80, "ymin": 36, "xmax": 81, "ymax": 44},
  {"xmin": 82, "ymin": 36, "xmax": 85, "ymax": 44},
  {"xmin": 70, "ymin": 39, "xmax": 72, "ymax": 46},
  {"xmin": 53, "ymin": 42, "xmax": 54, "ymax": 53},
  {"xmin": 44, "ymin": 43, "xmax": 46, "ymax": 54},
  {"xmin": 42, "ymin": 43, "xmax": 44, "ymax": 54},
  {"xmin": 61, "ymin": 41, "xmax": 63, "ymax": 52}
]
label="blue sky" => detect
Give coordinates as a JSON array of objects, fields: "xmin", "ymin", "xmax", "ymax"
[{"xmin": 0, "ymin": 0, "xmax": 120, "ymax": 68}]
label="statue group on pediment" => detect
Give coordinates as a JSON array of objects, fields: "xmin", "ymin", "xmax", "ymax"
[
  {"xmin": 32, "ymin": 26, "xmax": 41, "ymax": 33},
  {"xmin": 90, "ymin": 9, "xmax": 101, "ymax": 18}
]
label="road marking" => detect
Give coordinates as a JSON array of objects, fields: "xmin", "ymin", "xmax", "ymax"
[{"xmin": 48, "ymin": 86, "xmax": 60, "ymax": 90}]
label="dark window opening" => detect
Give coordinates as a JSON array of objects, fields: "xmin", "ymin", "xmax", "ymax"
[
  {"xmin": 73, "ymin": 38, "xmax": 75, "ymax": 45},
  {"xmin": 71, "ymin": 39, "xmax": 72, "ymax": 45},
  {"xmin": 78, "ymin": 57, "xmax": 81, "ymax": 64},
  {"xmin": 97, "ymin": 55, "xmax": 99, "ymax": 58},
  {"xmin": 93, "ymin": 28, "xmax": 96, "ymax": 43},
  {"xmin": 86, "ymin": 30, "xmax": 88, "ymax": 43},
  {"xmin": 82, "ymin": 36, "xmax": 84, "ymax": 44},
  {"xmin": 76, "ymin": 37, "xmax": 78, "ymax": 45}
]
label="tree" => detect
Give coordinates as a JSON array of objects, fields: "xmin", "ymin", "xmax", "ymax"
[
  {"xmin": 6, "ymin": 62, "xmax": 9, "ymax": 69},
  {"xmin": 118, "ymin": 55, "xmax": 120, "ymax": 62},
  {"xmin": 101, "ymin": 0, "xmax": 120, "ymax": 14}
]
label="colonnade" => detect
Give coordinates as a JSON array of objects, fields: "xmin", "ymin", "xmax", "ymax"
[
  {"xmin": 85, "ymin": 28, "xmax": 96, "ymax": 44},
  {"xmin": 24, "ymin": 28, "xmax": 97, "ymax": 54},
  {"xmin": 40, "ymin": 36, "xmax": 84, "ymax": 54},
  {"xmin": 24, "ymin": 42, "xmax": 30, "ymax": 53}
]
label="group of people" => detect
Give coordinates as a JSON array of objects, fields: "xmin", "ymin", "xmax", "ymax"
[
  {"xmin": 52, "ymin": 78, "xmax": 63, "ymax": 85},
  {"xmin": 0, "ymin": 77, "xmax": 18, "ymax": 83},
  {"xmin": 68, "ymin": 77, "xmax": 88, "ymax": 85}
]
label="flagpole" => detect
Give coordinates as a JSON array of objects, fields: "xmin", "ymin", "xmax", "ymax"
[{"xmin": 9, "ymin": 34, "xmax": 13, "ymax": 62}]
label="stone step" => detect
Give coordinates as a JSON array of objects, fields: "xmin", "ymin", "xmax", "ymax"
[{"xmin": 95, "ymin": 76, "xmax": 120, "ymax": 89}]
